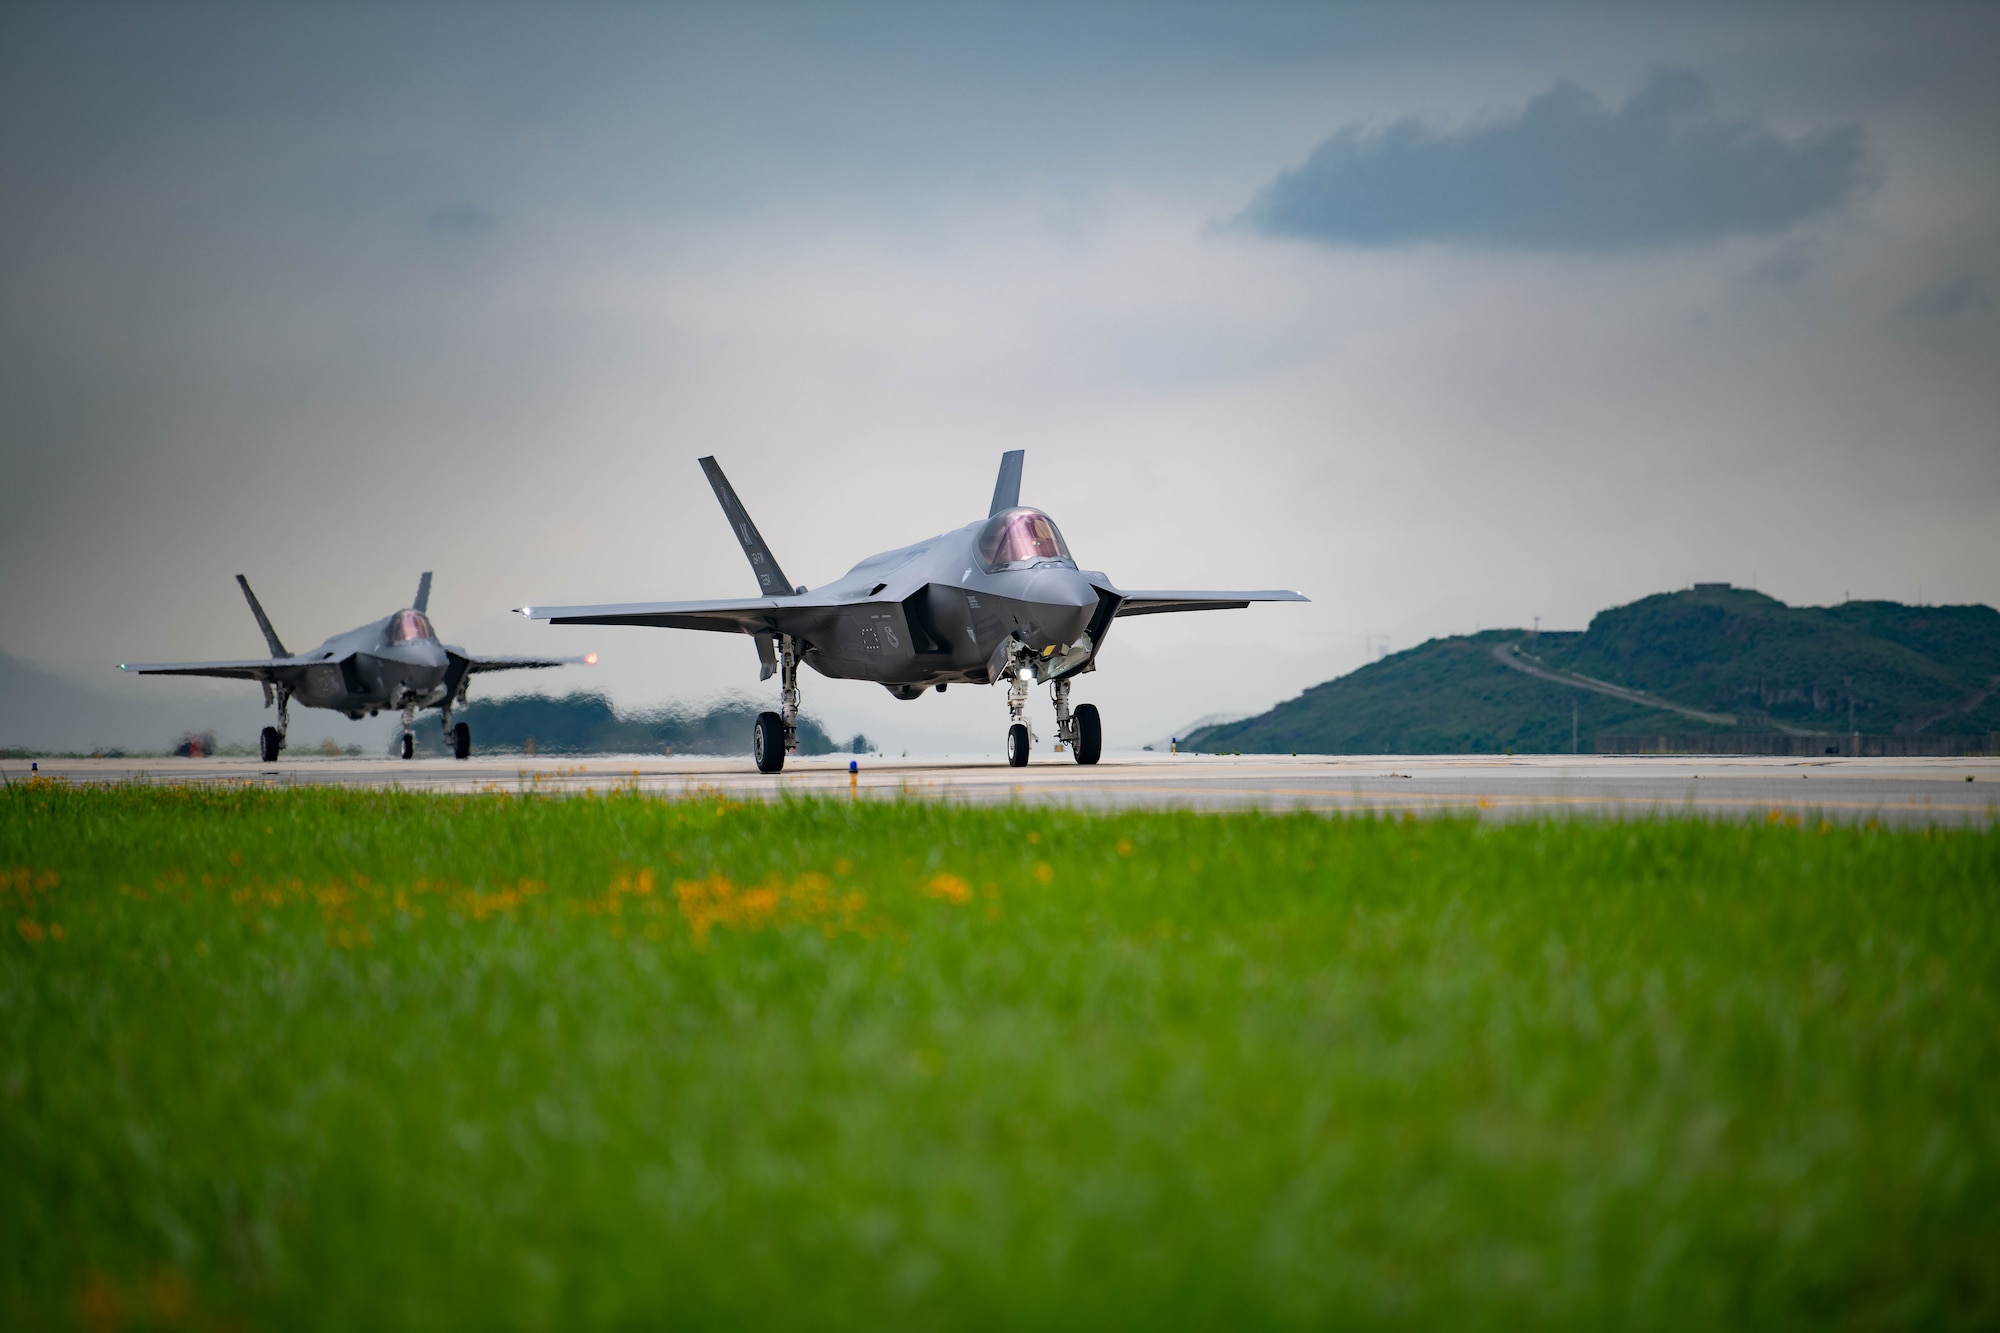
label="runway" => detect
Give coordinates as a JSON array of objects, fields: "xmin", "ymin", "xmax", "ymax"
[{"xmin": 14, "ymin": 751, "xmax": 1998, "ymax": 825}]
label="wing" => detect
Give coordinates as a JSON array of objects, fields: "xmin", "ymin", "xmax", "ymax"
[
  {"xmin": 521, "ymin": 595, "xmax": 839, "ymax": 636},
  {"xmin": 431, "ymin": 649, "xmax": 593, "ymax": 710},
  {"xmin": 1110, "ymin": 589, "xmax": 1310, "ymax": 617},
  {"xmin": 461, "ymin": 653, "xmax": 593, "ymax": 674},
  {"xmin": 118, "ymin": 658, "xmax": 308, "ymax": 681}
]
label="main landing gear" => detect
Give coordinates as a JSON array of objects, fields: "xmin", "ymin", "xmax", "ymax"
[
  {"xmin": 399, "ymin": 702, "xmax": 417, "ymax": 760},
  {"xmin": 1006, "ymin": 662, "xmax": 1101, "ymax": 768},
  {"xmin": 1049, "ymin": 674, "xmax": 1100, "ymax": 766},
  {"xmin": 439, "ymin": 692, "xmax": 472, "ymax": 761},
  {"xmin": 259, "ymin": 684, "xmax": 291, "ymax": 764},
  {"xmin": 753, "ymin": 634, "xmax": 801, "ymax": 774}
]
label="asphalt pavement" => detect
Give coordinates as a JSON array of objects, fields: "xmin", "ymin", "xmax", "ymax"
[{"xmin": 12, "ymin": 752, "xmax": 1997, "ymax": 825}]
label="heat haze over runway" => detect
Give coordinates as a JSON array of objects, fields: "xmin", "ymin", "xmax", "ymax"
[{"xmin": 17, "ymin": 753, "xmax": 1996, "ymax": 826}]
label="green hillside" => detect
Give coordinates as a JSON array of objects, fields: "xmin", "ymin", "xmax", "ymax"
[
  {"xmin": 1187, "ymin": 588, "xmax": 2000, "ymax": 755},
  {"xmin": 412, "ymin": 692, "xmax": 854, "ymax": 757}
]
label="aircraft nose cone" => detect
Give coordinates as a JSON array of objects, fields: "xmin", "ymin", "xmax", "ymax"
[{"xmin": 1025, "ymin": 568, "xmax": 1100, "ymax": 640}]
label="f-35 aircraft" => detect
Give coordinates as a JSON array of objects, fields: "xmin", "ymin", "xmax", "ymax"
[
  {"xmin": 523, "ymin": 453, "xmax": 1305, "ymax": 772},
  {"xmin": 122, "ymin": 574, "xmax": 592, "ymax": 762}
]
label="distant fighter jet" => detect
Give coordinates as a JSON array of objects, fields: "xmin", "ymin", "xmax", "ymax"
[
  {"xmin": 523, "ymin": 452, "xmax": 1305, "ymax": 772},
  {"xmin": 121, "ymin": 573, "xmax": 591, "ymax": 762}
]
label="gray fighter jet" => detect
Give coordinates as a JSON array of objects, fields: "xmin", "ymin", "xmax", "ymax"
[
  {"xmin": 523, "ymin": 453, "xmax": 1305, "ymax": 772},
  {"xmin": 121, "ymin": 573, "xmax": 592, "ymax": 762}
]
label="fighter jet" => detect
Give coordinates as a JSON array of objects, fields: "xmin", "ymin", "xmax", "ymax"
[
  {"xmin": 522, "ymin": 452, "xmax": 1305, "ymax": 772},
  {"xmin": 121, "ymin": 573, "xmax": 592, "ymax": 762}
]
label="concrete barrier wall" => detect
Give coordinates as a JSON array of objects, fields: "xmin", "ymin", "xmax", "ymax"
[{"xmin": 1596, "ymin": 733, "xmax": 1998, "ymax": 758}]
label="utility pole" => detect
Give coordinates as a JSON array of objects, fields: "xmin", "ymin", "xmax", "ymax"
[
  {"xmin": 1572, "ymin": 698, "xmax": 1579, "ymax": 755},
  {"xmin": 1847, "ymin": 678, "xmax": 1856, "ymax": 757}
]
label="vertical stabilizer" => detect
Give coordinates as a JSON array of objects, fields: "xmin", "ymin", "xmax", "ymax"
[
  {"xmin": 698, "ymin": 456, "xmax": 798, "ymax": 597},
  {"xmin": 989, "ymin": 449, "xmax": 1024, "ymax": 516},
  {"xmin": 235, "ymin": 575, "xmax": 289, "ymax": 658},
  {"xmin": 414, "ymin": 572, "xmax": 433, "ymax": 613}
]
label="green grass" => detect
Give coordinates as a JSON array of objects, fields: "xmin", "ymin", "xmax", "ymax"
[{"xmin": 3, "ymin": 784, "xmax": 1997, "ymax": 1331}]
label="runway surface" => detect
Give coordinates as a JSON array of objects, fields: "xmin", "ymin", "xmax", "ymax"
[{"xmin": 13, "ymin": 752, "xmax": 1998, "ymax": 824}]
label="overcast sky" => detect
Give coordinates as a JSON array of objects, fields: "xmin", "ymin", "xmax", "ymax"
[{"xmin": 2, "ymin": 1, "xmax": 1995, "ymax": 753}]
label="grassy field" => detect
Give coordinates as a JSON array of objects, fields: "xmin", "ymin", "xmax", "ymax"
[{"xmin": 2, "ymin": 783, "xmax": 1996, "ymax": 1330}]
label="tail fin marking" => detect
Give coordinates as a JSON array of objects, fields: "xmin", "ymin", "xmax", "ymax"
[{"xmin": 698, "ymin": 456, "xmax": 798, "ymax": 597}]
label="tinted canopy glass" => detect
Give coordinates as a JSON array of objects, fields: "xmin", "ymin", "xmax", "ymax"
[
  {"xmin": 977, "ymin": 508, "xmax": 1071, "ymax": 570},
  {"xmin": 389, "ymin": 610, "xmax": 436, "ymax": 643}
]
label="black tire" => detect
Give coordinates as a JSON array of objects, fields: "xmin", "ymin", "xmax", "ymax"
[
  {"xmin": 753, "ymin": 711, "xmax": 786, "ymax": 773},
  {"xmin": 260, "ymin": 726, "xmax": 281, "ymax": 764},
  {"xmin": 401, "ymin": 732, "xmax": 415, "ymax": 760},
  {"xmin": 1007, "ymin": 722, "xmax": 1030, "ymax": 767},
  {"xmin": 1072, "ymin": 703, "xmax": 1101, "ymax": 765},
  {"xmin": 452, "ymin": 722, "xmax": 471, "ymax": 760}
]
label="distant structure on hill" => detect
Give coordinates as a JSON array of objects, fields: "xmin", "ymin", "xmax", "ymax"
[{"xmin": 1185, "ymin": 587, "xmax": 1999, "ymax": 755}]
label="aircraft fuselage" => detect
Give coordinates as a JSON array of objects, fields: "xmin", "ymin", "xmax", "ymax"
[
  {"xmin": 287, "ymin": 612, "xmax": 453, "ymax": 717},
  {"xmin": 793, "ymin": 522, "xmax": 1106, "ymax": 688}
]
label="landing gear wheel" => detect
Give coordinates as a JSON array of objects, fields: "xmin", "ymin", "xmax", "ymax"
[
  {"xmin": 753, "ymin": 711, "xmax": 786, "ymax": 773},
  {"xmin": 1072, "ymin": 703, "xmax": 1101, "ymax": 765},
  {"xmin": 452, "ymin": 722, "xmax": 471, "ymax": 760},
  {"xmin": 1007, "ymin": 722, "xmax": 1031, "ymax": 768},
  {"xmin": 401, "ymin": 732, "xmax": 415, "ymax": 761},
  {"xmin": 259, "ymin": 726, "xmax": 282, "ymax": 764}
]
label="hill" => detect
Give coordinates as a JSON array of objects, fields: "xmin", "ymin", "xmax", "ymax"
[
  {"xmin": 411, "ymin": 691, "xmax": 857, "ymax": 757},
  {"xmin": 1186, "ymin": 588, "xmax": 2000, "ymax": 755}
]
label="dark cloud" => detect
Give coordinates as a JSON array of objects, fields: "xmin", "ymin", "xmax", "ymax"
[
  {"xmin": 427, "ymin": 203, "xmax": 497, "ymax": 235},
  {"xmin": 1239, "ymin": 68, "xmax": 1866, "ymax": 251},
  {"xmin": 1895, "ymin": 276, "xmax": 1990, "ymax": 320}
]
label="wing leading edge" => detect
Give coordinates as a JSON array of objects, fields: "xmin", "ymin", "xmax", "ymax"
[
  {"xmin": 118, "ymin": 658, "xmax": 309, "ymax": 681},
  {"xmin": 521, "ymin": 595, "xmax": 841, "ymax": 635},
  {"xmin": 1107, "ymin": 589, "xmax": 1310, "ymax": 617}
]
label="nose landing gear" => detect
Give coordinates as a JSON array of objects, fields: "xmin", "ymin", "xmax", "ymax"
[{"xmin": 1004, "ymin": 657, "xmax": 1036, "ymax": 767}]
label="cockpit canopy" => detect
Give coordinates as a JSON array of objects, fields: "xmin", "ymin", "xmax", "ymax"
[
  {"xmin": 977, "ymin": 507, "xmax": 1072, "ymax": 571},
  {"xmin": 388, "ymin": 609, "xmax": 435, "ymax": 643}
]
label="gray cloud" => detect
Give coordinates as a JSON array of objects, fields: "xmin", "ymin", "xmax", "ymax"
[
  {"xmin": 1895, "ymin": 276, "xmax": 1990, "ymax": 320},
  {"xmin": 1239, "ymin": 68, "xmax": 1866, "ymax": 251},
  {"xmin": 427, "ymin": 203, "xmax": 497, "ymax": 235}
]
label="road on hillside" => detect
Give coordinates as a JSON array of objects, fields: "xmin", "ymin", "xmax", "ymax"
[{"xmin": 1491, "ymin": 641, "xmax": 1738, "ymax": 725}]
